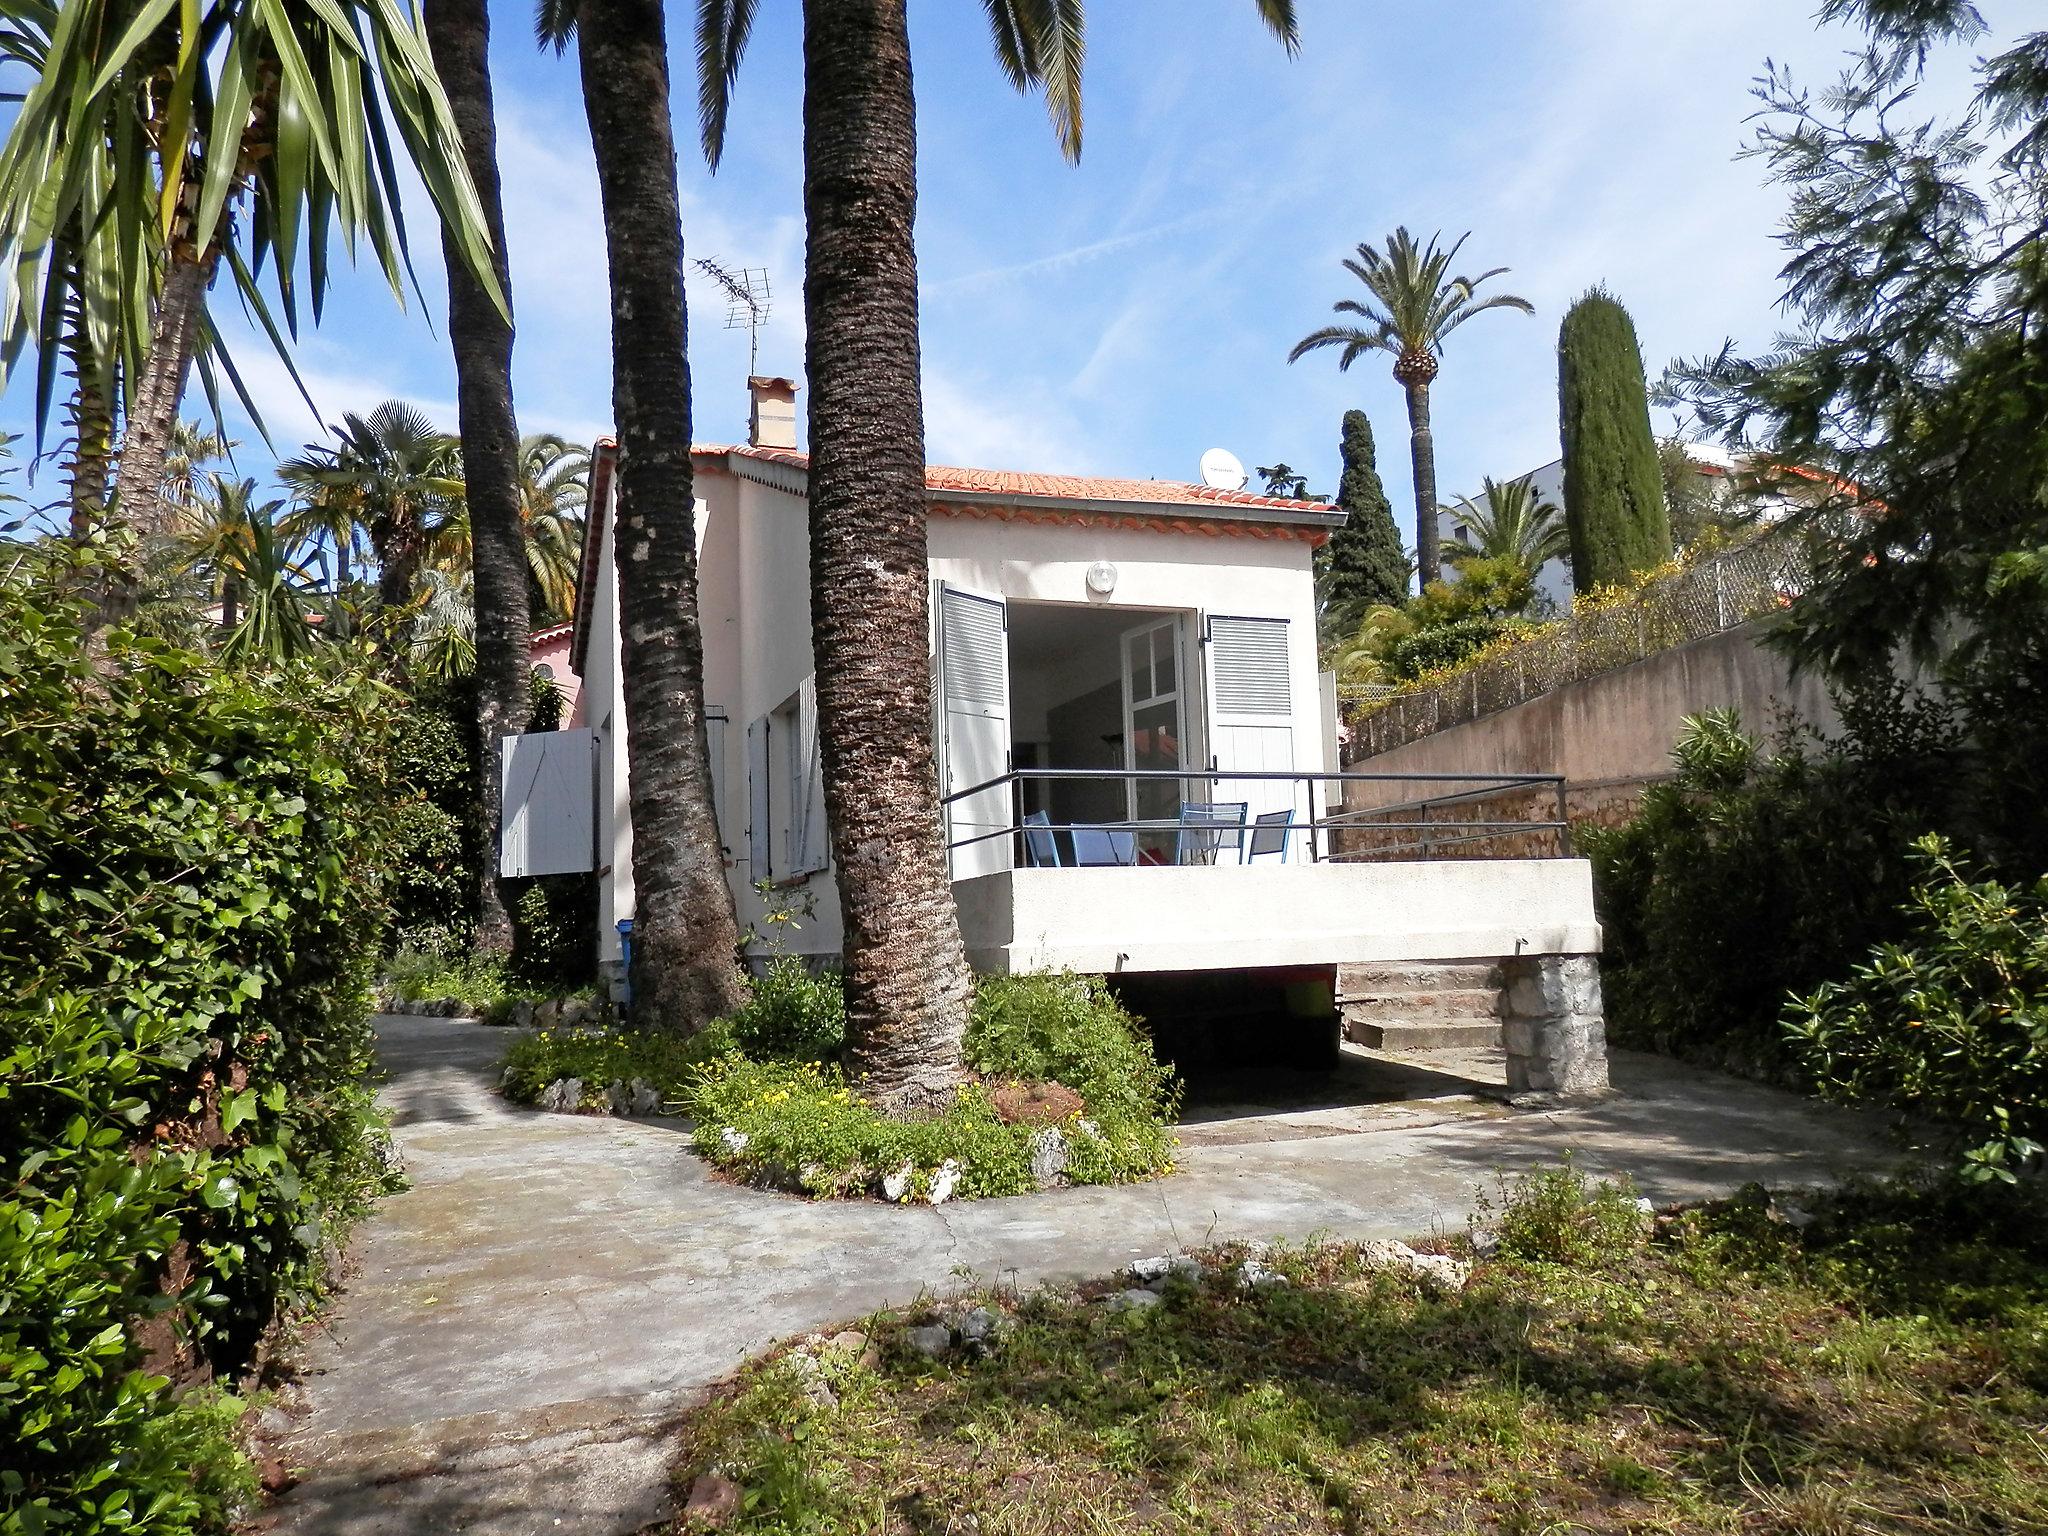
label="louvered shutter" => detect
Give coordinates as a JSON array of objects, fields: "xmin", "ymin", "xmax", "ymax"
[
  {"xmin": 499, "ymin": 728, "xmax": 597, "ymax": 876},
  {"xmin": 747, "ymin": 716, "xmax": 773, "ymax": 880},
  {"xmin": 794, "ymin": 677, "xmax": 828, "ymax": 874},
  {"xmin": 938, "ymin": 584, "xmax": 1012, "ymax": 880},
  {"xmin": 1202, "ymin": 614, "xmax": 1297, "ymax": 838}
]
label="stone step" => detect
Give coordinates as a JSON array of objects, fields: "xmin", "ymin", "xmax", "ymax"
[
  {"xmin": 1336, "ymin": 961, "xmax": 1503, "ymax": 997},
  {"xmin": 1345, "ymin": 1016, "xmax": 1503, "ymax": 1052},
  {"xmin": 1340, "ymin": 987, "xmax": 1502, "ymax": 1022}
]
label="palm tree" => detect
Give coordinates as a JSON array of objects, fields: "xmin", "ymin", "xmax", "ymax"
[
  {"xmin": 424, "ymin": 0, "xmax": 529, "ymax": 955},
  {"xmin": 428, "ymin": 434, "xmax": 588, "ymax": 621},
  {"xmin": 691, "ymin": 0, "xmax": 1300, "ymax": 1108},
  {"xmin": 176, "ymin": 472, "xmax": 325, "ymax": 661},
  {"xmin": 279, "ymin": 403, "xmax": 463, "ymax": 614},
  {"xmin": 539, "ymin": 0, "xmax": 750, "ymax": 1032},
  {"xmin": 0, "ymin": 0, "xmax": 503, "ymax": 536},
  {"xmin": 1289, "ymin": 229, "xmax": 1533, "ymax": 586},
  {"xmin": 1444, "ymin": 475, "xmax": 1569, "ymax": 576}
]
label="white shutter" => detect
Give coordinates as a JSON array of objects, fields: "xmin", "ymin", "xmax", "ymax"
[
  {"xmin": 500, "ymin": 728, "xmax": 596, "ymax": 876},
  {"xmin": 747, "ymin": 716, "xmax": 773, "ymax": 880},
  {"xmin": 794, "ymin": 677, "xmax": 829, "ymax": 874},
  {"xmin": 938, "ymin": 584, "xmax": 1012, "ymax": 880},
  {"xmin": 1203, "ymin": 614, "xmax": 1297, "ymax": 837},
  {"xmin": 706, "ymin": 710, "xmax": 730, "ymax": 858}
]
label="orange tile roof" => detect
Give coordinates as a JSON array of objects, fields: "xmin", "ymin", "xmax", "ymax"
[{"xmin": 694, "ymin": 444, "xmax": 1337, "ymax": 514}]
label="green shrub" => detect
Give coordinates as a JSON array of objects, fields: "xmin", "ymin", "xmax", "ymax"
[
  {"xmin": 726, "ymin": 958, "xmax": 846, "ymax": 1062},
  {"xmin": 1385, "ymin": 614, "xmax": 1512, "ymax": 681},
  {"xmin": 498, "ymin": 1022, "xmax": 731, "ymax": 1106},
  {"xmin": 1582, "ymin": 691, "xmax": 1953, "ymax": 1077},
  {"xmin": 966, "ymin": 973, "xmax": 1178, "ymax": 1124},
  {"xmin": 508, "ymin": 874, "xmax": 597, "ymax": 991},
  {"xmin": 0, "ymin": 576, "xmax": 400, "ymax": 1532},
  {"xmin": 1481, "ymin": 1158, "xmax": 1649, "ymax": 1269},
  {"xmin": 1786, "ymin": 837, "xmax": 2048, "ymax": 1182}
]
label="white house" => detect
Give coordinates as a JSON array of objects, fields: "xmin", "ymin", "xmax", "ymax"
[{"xmin": 507, "ymin": 378, "xmax": 1609, "ymax": 1093}]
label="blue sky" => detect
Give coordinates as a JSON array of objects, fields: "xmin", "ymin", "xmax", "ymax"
[{"xmin": 2, "ymin": 0, "xmax": 2006, "ymax": 549}]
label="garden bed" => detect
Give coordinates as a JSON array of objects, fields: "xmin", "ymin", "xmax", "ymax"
[
  {"xmin": 497, "ymin": 967, "xmax": 1181, "ymax": 1201},
  {"xmin": 667, "ymin": 1169, "xmax": 2048, "ymax": 1533}
]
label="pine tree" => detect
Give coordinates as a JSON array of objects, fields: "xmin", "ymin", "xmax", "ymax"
[
  {"xmin": 1321, "ymin": 409, "xmax": 1409, "ymax": 622},
  {"xmin": 1558, "ymin": 290, "xmax": 1672, "ymax": 591}
]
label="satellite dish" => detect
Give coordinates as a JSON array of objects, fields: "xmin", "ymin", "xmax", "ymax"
[{"xmin": 1199, "ymin": 447, "xmax": 1248, "ymax": 492}]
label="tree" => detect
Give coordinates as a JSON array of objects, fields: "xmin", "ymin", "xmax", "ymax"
[
  {"xmin": 1558, "ymin": 289, "xmax": 1672, "ymax": 591},
  {"xmin": 1289, "ymin": 229, "xmax": 1532, "ymax": 586},
  {"xmin": 1320, "ymin": 408, "xmax": 1408, "ymax": 627},
  {"xmin": 1255, "ymin": 463, "xmax": 1316, "ymax": 499},
  {"xmin": 426, "ymin": 0, "xmax": 529, "ymax": 955},
  {"xmin": 175, "ymin": 473, "xmax": 326, "ymax": 661},
  {"xmin": 690, "ymin": 0, "xmax": 1299, "ymax": 1108},
  {"xmin": 428, "ymin": 434, "xmax": 589, "ymax": 621},
  {"xmin": 1444, "ymin": 475, "xmax": 1569, "ymax": 576},
  {"xmin": 1667, "ymin": 0, "xmax": 2048, "ymax": 877},
  {"xmin": 542, "ymin": 0, "xmax": 750, "ymax": 1031},
  {"xmin": 0, "ymin": 0, "xmax": 503, "ymax": 539},
  {"xmin": 278, "ymin": 403, "xmax": 462, "ymax": 615}
]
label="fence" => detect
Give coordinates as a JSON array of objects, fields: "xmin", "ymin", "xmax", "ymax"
[{"xmin": 1348, "ymin": 534, "xmax": 1811, "ymax": 759}]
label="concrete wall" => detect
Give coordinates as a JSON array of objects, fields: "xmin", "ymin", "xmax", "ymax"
[
  {"xmin": 1339, "ymin": 619, "xmax": 1839, "ymax": 849},
  {"xmin": 954, "ymin": 861, "xmax": 1602, "ymax": 975}
]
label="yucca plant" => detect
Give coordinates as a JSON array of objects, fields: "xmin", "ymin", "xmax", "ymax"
[
  {"xmin": 1290, "ymin": 229, "xmax": 1533, "ymax": 586},
  {"xmin": 0, "ymin": 0, "xmax": 502, "ymax": 531}
]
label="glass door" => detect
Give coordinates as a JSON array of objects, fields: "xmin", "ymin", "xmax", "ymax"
[{"xmin": 1121, "ymin": 616, "xmax": 1185, "ymax": 860}]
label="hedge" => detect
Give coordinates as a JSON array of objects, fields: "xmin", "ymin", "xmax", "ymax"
[{"xmin": 1, "ymin": 574, "xmax": 401, "ymax": 1533}]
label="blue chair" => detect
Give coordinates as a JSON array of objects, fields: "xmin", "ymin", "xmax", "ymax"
[
  {"xmin": 1071, "ymin": 826, "xmax": 1138, "ymax": 866},
  {"xmin": 1175, "ymin": 801, "xmax": 1248, "ymax": 865},
  {"xmin": 1022, "ymin": 810, "xmax": 1062, "ymax": 868},
  {"xmin": 1246, "ymin": 808, "xmax": 1295, "ymax": 863}
]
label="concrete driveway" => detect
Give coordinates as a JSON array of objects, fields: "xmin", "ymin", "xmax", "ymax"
[{"xmin": 266, "ymin": 1014, "xmax": 1909, "ymax": 1535}]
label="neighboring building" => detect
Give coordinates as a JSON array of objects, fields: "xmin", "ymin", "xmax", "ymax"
[
  {"xmin": 527, "ymin": 620, "xmax": 585, "ymax": 726},
  {"xmin": 1438, "ymin": 443, "xmax": 1769, "ymax": 612},
  {"xmin": 510, "ymin": 377, "xmax": 1608, "ymax": 1088}
]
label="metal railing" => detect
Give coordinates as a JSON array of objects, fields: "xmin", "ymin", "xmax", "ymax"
[
  {"xmin": 940, "ymin": 767, "xmax": 1570, "ymax": 864},
  {"xmin": 1349, "ymin": 533, "xmax": 1812, "ymax": 757}
]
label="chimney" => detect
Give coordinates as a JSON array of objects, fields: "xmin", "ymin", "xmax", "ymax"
[{"xmin": 747, "ymin": 375, "xmax": 799, "ymax": 450}]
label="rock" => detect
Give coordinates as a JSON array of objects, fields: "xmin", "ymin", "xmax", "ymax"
[
  {"xmin": 1128, "ymin": 1254, "xmax": 1203, "ymax": 1291},
  {"xmin": 1028, "ymin": 1126, "xmax": 1069, "ymax": 1189},
  {"xmin": 1770, "ymin": 1198, "xmax": 1816, "ymax": 1231},
  {"xmin": 257, "ymin": 1456, "xmax": 295, "ymax": 1494},
  {"xmin": 1236, "ymin": 1259, "xmax": 1288, "ymax": 1291},
  {"xmin": 955, "ymin": 1306, "xmax": 1005, "ymax": 1353},
  {"xmin": 1102, "ymin": 1287, "xmax": 1163, "ymax": 1313},
  {"xmin": 605, "ymin": 1078, "xmax": 662, "ymax": 1117},
  {"xmin": 1469, "ymin": 1227, "xmax": 1502, "ymax": 1260},
  {"xmin": 903, "ymin": 1323, "xmax": 953, "ymax": 1359},
  {"xmin": 366, "ymin": 1130, "xmax": 405, "ymax": 1179},
  {"xmin": 532, "ymin": 999, "xmax": 563, "ymax": 1029},
  {"xmin": 719, "ymin": 1127, "xmax": 750, "ymax": 1155},
  {"xmin": 882, "ymin": 1161, "xmax": 915, "ymax": 1202},
  {"xmin": 559, "ymin": 997, "xmax": 597, "ymax": 1028},
  {"xmin": 254, "ymin": 1406, "xmax": 293, "ymax": 1439},
  {"xmin": 1360, "ymin": 1239, "xmax": 1470, "ymax": 1294},
  {"xmin": 683, "ymin": 1472, "xmax": 741, "ymax": 1528},
  {"xmin": 507, "ymin": 998, "xmax": 536, "ymax": 1029},
  {"xmin": 927, "ymin": 1160, "xmax": 962, "ymax": 1205},
  {"xmin": 825, "ymin": 1329, "xmax": 869, "ymax": 1357},
  {"xmin": 537, "ymin": 1077, "xmax": 583, "ymax": 1114},
  {"xmin": 788, "ymin": 1352, "xmax": 839, "ymax": 1409},
  {"xmin": 1076, "ymin": 1118, "xmax": 1101, "ymax": 1137}
]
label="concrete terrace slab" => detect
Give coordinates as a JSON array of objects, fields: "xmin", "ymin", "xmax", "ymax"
[{"xmin": 269, "ymin": 1015, "xmax": 1911, "ymax": 1535}]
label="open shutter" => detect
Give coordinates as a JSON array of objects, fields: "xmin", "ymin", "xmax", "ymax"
[
  {"xmin": 706, "ymin": 709, "xmax": 730, "ymax": 858},
  {"xmin": 1202, "ymin": 614, "xmax": 1297, "ymax": 849},
  {"xmin": 747, "ymin": 716, "xmax": 773, "ymax": 880},
  {"xmin": 794, "ymin": 677, "xmax": 828, "ymax": 874},
  {"xmin": 500, "ymin": 728, "xmax": 596, "ymax": 876},
  {"xmin": 938, "ymin": 583, "xmax": 1012, "ymax": 880}
]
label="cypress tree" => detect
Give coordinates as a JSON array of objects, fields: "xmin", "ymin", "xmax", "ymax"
[
  {"xmin": 1321, "ymin": 409, "xmax": 1409, "ymax": 617},
  {"xmin": 1558, "ymin": 289, "xmax": 1673, "ymax": 590}
]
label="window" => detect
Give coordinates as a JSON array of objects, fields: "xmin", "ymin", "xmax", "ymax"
[{"xmin": 750, "ymin": 680, "xmax": 827, "ymax": 881}]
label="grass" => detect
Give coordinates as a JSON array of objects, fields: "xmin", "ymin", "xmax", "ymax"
[{"xmin": 668, "ymin": 1171, "xmax": 2048, "ymax": 1533}]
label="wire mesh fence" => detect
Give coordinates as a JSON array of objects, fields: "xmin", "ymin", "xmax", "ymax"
[{"xmin": 1348, "ymin": 535, "xmax": 1812, "ymax": 759}]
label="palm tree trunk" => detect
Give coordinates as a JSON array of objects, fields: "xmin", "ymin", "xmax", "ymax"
[
  {"xmin": 426, "ymin": 0, "xmax": 527, "ymax": 957},
  {"xmin": 222, "ymin": 575, "xmax": 241, "ymax": 631},
  {"xmin": 114, "ymin": 250, "xmax": 211, "ymax": 537},
  {"xmin": 66, "ymin": 374, "xmax": 115, "ymax": 542},
  {"xmin": 1403, "ymin": 378, "xmax": 1441, "ymax": 587},
  {"xmin": 803, "ymin": 0, "xmax": 976, "ymax": 1112},
  {"xmin": 574, "ymin": 0, "xmax": 747, "ymax": 1029}
]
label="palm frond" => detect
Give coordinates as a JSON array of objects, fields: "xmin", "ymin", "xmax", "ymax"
[{"xmin": 696, "ymin": 0, "xmax": 759, "ymax": 169}]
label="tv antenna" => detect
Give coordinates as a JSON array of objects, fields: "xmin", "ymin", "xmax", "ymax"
[{"xmin": 695, "ymin": 257, "xmax": 772, "ymax": 375}]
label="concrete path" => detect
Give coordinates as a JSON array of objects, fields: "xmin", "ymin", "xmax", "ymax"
[{"xmin": 267, "ymin": 1015, "xmax": 1910, "ymax": 1535}]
